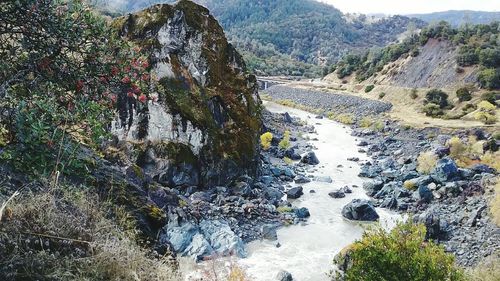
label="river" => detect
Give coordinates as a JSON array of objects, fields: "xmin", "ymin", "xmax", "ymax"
[{"xmin": 181, "ymin": 102, "xmax": 401, "ymax": 281}]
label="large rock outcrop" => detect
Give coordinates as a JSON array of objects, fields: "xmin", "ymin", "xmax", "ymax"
[{"xmin": 112, "ymin": 0, "xmax": 261, "ymax": 187}]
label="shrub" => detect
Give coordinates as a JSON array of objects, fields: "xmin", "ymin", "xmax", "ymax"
[
  {"xmin": 373, "ymin": 121, "xmax": 385, "ymax": 131},
  {"xmin": 417, "ymin": 151, "xmax": 438, "ymax": 174},
  {"xmin": 332, "ymin": 222, "xmax": 465, "ymax": 281},
  {"xmin": 410, "ymin": 88, "xmax": 418, "ymax": 99},
  {"xmin": 424, "ymin": 89, "xmax": 449, "ymax": 108},
  {"xmin": 283, "ymin": 157, "xmax": 293, "ymax": 165},
  {"xmin": 481, "ymin": 92, "xmax": 499, "ymax": 105},
  {"xmin": 423, "ymin": 103, "xmax": 443, "ymax": 117},
  {"xmin": 490, "ymin": 181, "xmax": 500, "ymax": 227},
  {"xmin": 277, "ymin": 206, "xmax": 293, "ymax": 213},
  {"xmin": 462, "ymin": 103, "xmax": 477, "ymax": 113},
  {"xmin": 456, "ymin": 87, "xmax": 472, "ymax": 102},
  {"xmin": 448, "ymin": 137, "xmax": 466, "ymax": 159},
  {"xmin": 378, "ymin": 92, "xmax": 386, "ymax": 99},
  {"xmin": 279, "ymin": 130, "xmax": 291, "ymax": 150},
  {"xmin": 403, "ymin": 180, "xmax": 417, "ymax": 190},
  {"xmin": 478, "ymin": 68, "xmax": 500, "ymax": 90},
  {"xmin": 365, "ymin": 85, "xmax": 375, "ymax": 93},
  {"xmin": 260, "ymin": 132, "xmax": 273, "ymax": 150},
  {"xmin": 359, "ymin": 117, "xmax": 373, "ymax": 128},
  {"xmin": 475, "ymin": 101, "xmax": 497, "ymax": 124},
  {"xmin": 336, "ymin": 114, "xmax": 355, "ymax": 125}
]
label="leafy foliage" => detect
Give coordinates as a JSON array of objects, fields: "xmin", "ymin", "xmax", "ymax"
[
  {"xmin": 278, "ymin": 130, "xmax": 291, "ymax": 150},
  {"xmin": 364, "ymin": 85, "xmax": 375, "ymax": 93},
  {"xmin": 333, "ymin": 222, "xmax": 465, "ymax": 281},
  {"xmin": 424, "ymin": 89, "xmax": 449, "ymax": 108},
  {"xmin": 260, "ymin": 132, "xmax": 273, "ymax": 150},
  {"xmin": 0, "ymin": 0, "xmax": 153, "ymax": 175},
  {"xmin": 456, "ymin": 87, "xmax": 472, "ymax": 102}
]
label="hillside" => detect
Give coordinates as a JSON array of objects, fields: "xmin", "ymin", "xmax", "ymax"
[
  {"xmin": 409, "ymin": 10, "xmax": 500, "ymax": 27},
  {"xmin": 97, "ymin": 0, "xmax": 425, "ymax": 77}
]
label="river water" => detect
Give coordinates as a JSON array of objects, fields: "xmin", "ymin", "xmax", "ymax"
[{"xmin": 182, "ymin": 102, "xmax": 400, "ymax": 281}]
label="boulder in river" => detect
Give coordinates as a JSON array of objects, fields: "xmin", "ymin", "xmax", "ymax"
[
  {"xmin": 314, "ymin": 176, "xmax": 333, "ymax": 183},
  {"xmin": 329, "ymin": 190, "xmax": 346, "ymax": 198},
  {"xmin": 342, "ymin": 199, "xmax": 379, "ymax": 221},
  {"xmin": 261, "ymin": 224, "xmax": 278, "ymax": 241},
  {"xmin": 294, "ymin": 175, "xmax": 311, "ymax": 184},
  {"xmin": 286, "ymin": 186, "xmax": 304, "ymax": 199},
  {"xmin": 276, "ymin": 270, "xmax": 293, "ymax": 281},
  {"xmin": 301, "ymin": 151, "xmax": 319, "ymax": 165},
  {"xmin": 295, "ymin": 207, "xmax": 310, "ymax": 218}
]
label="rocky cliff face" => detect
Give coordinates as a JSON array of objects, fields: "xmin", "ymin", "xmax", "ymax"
[{"xmin": 112, "ymin": 0, "xmax": 262, "ymax": 188}]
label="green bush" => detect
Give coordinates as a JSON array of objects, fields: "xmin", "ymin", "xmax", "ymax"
[
  {"xmin": 423, "ymin": 103, "xmax": 443, "ymax": 117},
  {"xmin": 481, "ymin": 92, "xmax": 499, "ymax": 105},
  {"xmin": 278, "ymin": 130, "xmax": 291, "ymax": 150},
  {"xmin": 410, "ymin": 88, "xmax": 418, "ymax": 99},
  {"xmin": 478, "ymin": 68, "xmax": 500, "ymax": 90},
  {"xmin": 378, "ymin": 92, "xmax": 386, "ymax": 99},
  {"xmin": 364, "ymin": 85, "xmax": 375, "ymax": 93},
  {"xmin": 332, "ymin": 222, "xmax": 465, "ymax": 281},
  {"xmin": 462, "ymin": 103, "xmax": 477, "ymax": 113},
  {"xmin": 424, "ymin": 89, "xmax": 449, "ymax": 108},
  {"xmin": 456, "ymin": 87, "xmax": 472, "ymax": 102}
]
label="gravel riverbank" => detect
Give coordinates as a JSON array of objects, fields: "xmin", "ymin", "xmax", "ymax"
[{"xmin": 263, "ymin": 85, "xmax": 500, "ymax": 267}]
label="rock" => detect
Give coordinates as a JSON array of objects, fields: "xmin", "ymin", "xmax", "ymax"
[
  {"xmin": 470, "ymin": 163, "xmax": 496, "ymax": 174},
  {"xmin": 458, "ymin": 168, "xmax": 474, "ymax": 180},
  {"xmin": 347, "ymin": 157, "xmax": 360, "ymax": 162},
  {"xmin": 231, "ymin": 181, "xmax": 252, "ymax": 197},
  {"xmin": 314, "ymin": 176, "xmax": 333, "ymax": 183},
  {"xmin": 295, "ymin": 207, "xmax": 310, "ymax": 218},
  {"xmin": 342, "ymin": 199, "xmax": 379, "ymax": 221},
  {"xmin": 261, "ymin": 224, "xmax": 278, "ymax": 241},
  {"xmin": 358, "ymin": 141, "xmax": 368, "ymax": 147},
  {"xmin": 467, "ymin": 204, "xmax": 487, "ymax": 227},
  {"xmin": 283, "ymin": 112, "xmax": 293, "ymax": 123},
  {"xmin": 380, "ymin": 196, "xmax": 398, "ymax": 209},
  {"xmin": 189, "ymin": 191, "xmax": 211, "ymax": 202},
  {"xmin": 329, "ymin": 190, "xmax": 346, "ymax": 198},
  {"xmin": 294, "ymin": 175, "xmax": 311, "ymax": 184},
  {"xmin": 340, "ymin": 186, "xmax": 352, "ymax": 193},
  {"xmin": 301, "ymin": 151, "xmax": 320, "ymax": 165},
  {"xmin": 285, "ymin": 148, "xmax": 301, "ymax": 160},
  {"xmin": 414, "ymin": 211, "xmax": 442, "ymax": 240},
  {"xmin": 362, "ymin": 179, "xmax": 384, "ymax": 196},
  {"xmin": 260, "ymin": 175, "xmax": 274, "ymax": 185},
  {"xmin": 161, "ymin": 222, "xmax": 199, "ymax": 253},
  {"xmin": 199, "ymin": 220, "xmax": 247, "ymax": 258},
  {"xmin": 263, "ymin": 186, "xmax": 284, "ymax": 203},
  {"xmin": 433, "ymin": 146, "xmax": 450, "ymax": 157},
  {"xmin": 432, "ymin": 157, "xmax": 459, "ymax": 183},
  {"xmin": 413, "ymin": 185, "xmax": 433, "ymax": 203},
  {"xmin": 276, "ymin": 270, "xmax": 293, "ymax": 281},
  {"xmin": 283, "ymin": 167, "xmax": 296, "ymax": 178},
  {"xmin": 116, "ymin": 2, "xmax": 262, "ymax": 187},
  {"xmin": 286, "ymin": 186, "xmax": 304, "ymax": 199}
]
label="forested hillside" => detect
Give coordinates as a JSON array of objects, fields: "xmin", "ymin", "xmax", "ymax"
[
  {"xmin": 97, "ymin": 0, "xmax": 425, "ymax": 77},
  {"xmin": 409, "ymin": 10, "xmax": 500, "ymax": 27}
]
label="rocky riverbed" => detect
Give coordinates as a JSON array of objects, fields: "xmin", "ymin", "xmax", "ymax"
[{"xmin": 264, "ymin": 85, "xmax": 500, "ymax": 267}]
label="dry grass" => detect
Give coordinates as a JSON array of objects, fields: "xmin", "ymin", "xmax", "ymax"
[
  {"xmin": 467, "ymin": 252, "xmax": 500, "ymax": 281},
  {"xmin": 416, "ymin": 151, "xmax": 438, "ymax": 174},
  {"xmin": 490, "ymin": 180, "xmax": 500, "ymax": 227},
  {"xmin": 0, "ymin": 185, "xmax": 179, "ymax": 281},
  {"xmin": 260, "ymin": 132, "xmax": 273, "ymax": 150},
  {"xmin": 335, "ymin": 114, "xmax": 355, "ymax": 125},
  {"xmin": 403, "ymin": 180, "xmax": 417, "ymax": 191},
  {"xmin": 447, "ymin": 135, "xmax": 500, "ymax": 169}
]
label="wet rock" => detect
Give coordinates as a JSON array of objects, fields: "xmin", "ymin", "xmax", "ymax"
[
  {"xmin": 314, "ymin": 176, "xmax": 333, "ymax": 183},
  {"xmin": 285, "ymin": 148, "xmax": 301, "ymax": 160},
  {"xmin": 380, "ymin": 196, "xmax": 398, "ymax": 209},
  {"xmin": 231, "ymin": 181, "xmax": 252, "ymax": 197},
  {"xmin": 301, "ymin": 151, "xmax": 320, "ymax": 165},
  {"xmin": 286, "ymin": 186, "xmax": 304, "ymax": 199},
  {"xmin": 342, "ymin": 199, "xmax": 379, "ymax": 221},
  {"xmin": 200, "ymin": 220, "xmax": 247, "ymax": 258},
  {"xmin": 295, "ymin": 207, "xmax": 310, "ymax": 218},
  {"xmin": 276, "ymin": 270, "xmax": 293, "ymax": 281},
  {"xmin": 358, "ymin": 141, "xmax": 369, "ymax": 147},
  {"xmin": 329, "ymin": 190, "xmax": 346, "ymax": 198},
  {"xmin": 261, "ymin": 224, "xmax": 278, "ymax": 241},
  {"xmin": 294, "ymin": 175, "xmax": 311, "ymax": 184},
  {"xmin": 340, "ymin": 186, "xmax": 352, "ymax": 193},
  {"xmin": 362, "ymin": 179, "xmax": 384, "ymax": 196},
  {"xmin": 347, "ymin": 157, "xmax": 360, "ymax": 162},
  {"xmin": 260, "ymin": 175, "xmax": 274, "ymax": 185}
]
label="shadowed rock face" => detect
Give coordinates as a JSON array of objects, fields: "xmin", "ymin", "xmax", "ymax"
[{"xmin": 112, "ymin": 0, "xmax": 262, "ymax": 187}]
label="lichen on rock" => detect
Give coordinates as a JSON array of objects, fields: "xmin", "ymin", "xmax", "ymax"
[{"xmin": 112, "ymin": 0, "xmax": 262, "ymax": 187}]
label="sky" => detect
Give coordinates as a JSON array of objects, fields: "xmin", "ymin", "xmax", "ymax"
[{"xmin": 319, "ymin": 0, "xmax": 500, "ymax": 14}]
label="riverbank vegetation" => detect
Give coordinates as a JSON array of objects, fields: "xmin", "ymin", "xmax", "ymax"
[{"xmin": 332, "ymin": 222, "xmax": 465, "ymax": 281}]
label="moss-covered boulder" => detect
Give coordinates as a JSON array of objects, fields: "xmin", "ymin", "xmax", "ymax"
[{"xmin": 112, "ymin": 0, "xmax": 261, "ymax": 187}]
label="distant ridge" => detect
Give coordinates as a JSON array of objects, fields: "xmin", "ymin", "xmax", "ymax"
[{"xmin": 408, "ymin": 10, "xmax": 500, "ymax": 27}]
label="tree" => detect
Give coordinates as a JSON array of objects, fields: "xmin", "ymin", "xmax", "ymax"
[
  {"xmin": 424, "ymin": 89, "xmax": 449, "ymax": 108},
  {"xmin": 0, "ymin": 0, "xmax": 152, "ymax": 175},
  {"xmin": 456, "ymin": 87, "xmax": 472, "ymax": 102}
]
